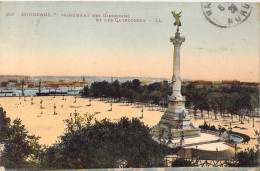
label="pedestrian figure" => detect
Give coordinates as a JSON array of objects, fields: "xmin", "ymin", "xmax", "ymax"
[{"xmin": 255, "ymin": 130, "xmax": 258, "ymax": 136}]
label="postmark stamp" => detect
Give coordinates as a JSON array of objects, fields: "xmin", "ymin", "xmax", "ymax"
[{"xmin": 201, "ymin": 2, "xmax": 253, "ymax": 28}]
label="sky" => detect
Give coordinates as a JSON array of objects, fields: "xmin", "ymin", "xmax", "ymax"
[{"xmin": 0, "ymin": 2, "xmax": 259, "ymax": 82}]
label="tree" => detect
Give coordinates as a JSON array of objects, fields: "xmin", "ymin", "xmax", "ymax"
[
  {"xmin": 189, "ymin": 88, "xmax": 205, "ymax": 116},
  {"xmin": 0, "ymin": 107, "xmax": 11, "ymax": 142},
  {"xmin": 132, "ymin": 79, "xmax": 141, "ymax": 90},
  {"xmin": 111, "ymin": 80, "xmax": 121, "ymax": 101},
  {"xmin": 1, "ymin": 118, "xmax": 42, "ymax": 168},
  {"xmin": 247, "ymin": 94, "xmax": 258, "ymax": 115},
  {"xmin": 229, "ymin": 146, "xmax": 259, "ymax": 167},
  {"xmin": 207, "ymin": 92, "xmax": 221, "ymax": 119},
  {"xmin": 41, "ymin": 115, "xmax": 168, "ymax": 168},
  {"xmin": 80, "ymin": 85, "xmax": 90, "ymax": 97},
  {"xmin": 89, "ymin": 82, "xmax": 103, "ymax": 98}
]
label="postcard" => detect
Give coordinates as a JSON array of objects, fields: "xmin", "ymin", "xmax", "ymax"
[{"xmin": 0, "ymin": 1, "xmax": 259, "ymax": 170}]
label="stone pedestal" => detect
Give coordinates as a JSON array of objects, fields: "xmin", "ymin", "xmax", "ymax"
[{"xmin": 180, "ymin": 139, "xmax": 185, "ymax": 147}]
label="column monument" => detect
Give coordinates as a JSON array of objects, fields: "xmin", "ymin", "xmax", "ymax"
[{"xmin": 152, "ymin": 11, "xmax": 200, "ymax": 144}]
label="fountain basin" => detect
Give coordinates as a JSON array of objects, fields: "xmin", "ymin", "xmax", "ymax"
[{"xmin": 229, "ymin": 134, "xmax": 243, "ymax": 142}]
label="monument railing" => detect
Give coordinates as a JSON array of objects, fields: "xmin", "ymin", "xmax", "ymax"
[
  {"xmin": 165, "ymin": 156, "xmax": 238, "ymax": 167},
  {"xmin": 168, "ymin": 142, "xmax": 181, "ymax": 148},
  {"xmin": 200, "ymin": 129, "xmax": 220, "ymax": 136},
  {"xmin": 153, "ymin": 137, "xmax": 182, "ymax": 148}
]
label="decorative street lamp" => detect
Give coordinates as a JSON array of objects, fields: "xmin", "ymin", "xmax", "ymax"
[
  {"xmin": 54, "ymin": 103, "xmax": 56, "ymax": 115},
  {"xmin": 181, "ymin": 131, "xmax": 185, "ymax": 140},
  {"xmin": 196, "ymin": 145, "xmax": 198, "ymax": 159},
  {"xmin": 235, "ymin": 143, "xmax": 237, "ymax": 159},
  {"xmin": 74, "ymin": 95, "xmax": 77, "ymax": 103},
  {"xmin": 40, "ymin": 99, "xmax": 43, "ymax": 109},
  {"xmin": 108, "ymin": 103, "xmax": 112, "ymax": 111},
  {"xmin": 216, "ymin": 147, "xmax": 218, "ymax": 160},
  {"xmin": 229, "ymin": 127, "xmax": 232, "ymax": 134},
  {"xmin": 180, "ymin": 131, "xmax": 185, "ymax": 147},
  {"xmin": 218, "ymin": 124, "xmax": 222, "ymax": 136},
  {"xmin": 53, "ymin": 89, "xmax": 56, "ymax": 98},
  {"xmin": 140, "ymin": 107, "xmax": 144, "ymax": 119},
  {"xmin": 229, "ymin": 122, "xmax": 232, "ymax": 137},
  {"xmin": 253, "ymin": 118, "xmax": 255, "ymax": 127},
  {"xmin": 21, "ymin": 80, "xmax": 25, "ymax": 96},
  {"xmin": 167, "ymin": 128, "xmax": 172, "ymax": 144},
  {"xmin": 38, "ymin": 80, "xmax": 41, "ymax": 95}
]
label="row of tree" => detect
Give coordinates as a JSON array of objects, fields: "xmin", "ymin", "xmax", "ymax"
[
  {"xmin": 81, "ymin": 79, "xmax": 259, "ymax": 116},
  {"xmin": 81, "ymin": 79, "xmax": 170, "ymax": 106}
]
